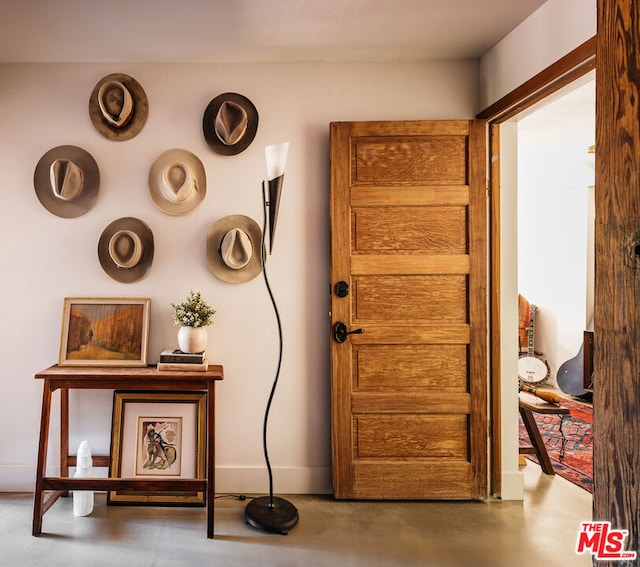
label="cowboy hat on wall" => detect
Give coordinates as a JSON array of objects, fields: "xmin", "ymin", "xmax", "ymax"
[
  {"xmin": 89, "ymin": 73, "xmax": 148, "ymax": 141},
  {"xmin": 98, "ymin": 217, "xmax": 154, "ymax": 283},
  {"xmin": 202, "ymin": 92, "xmax": 259, "ymax": 155},
  {"xmin": 33, "ymin": 145, "xmax": 100, "ymax": 218},
  {"xmin": 148, "ymin": 148, "xmax": 207, "ymax": 216},
  {"xmin": 206, "ymin": 215, "xmax": 263, "ymax": 284}
]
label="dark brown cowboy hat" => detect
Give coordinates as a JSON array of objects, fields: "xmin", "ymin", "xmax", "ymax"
[
  {"xmin": 206, "ymin": 215, "xmax": 263, "ymax": 284},
  {"xmin": 202, "ymin": 93, "xmax": 258, "ymax": 155},
  {"xmin": 89, "ymin": 73, "xmax": 148, "ymax": 141},
  {"xmin": 33, "ymin": 145, "xmax": 100, "ymax": 218},
  {"xmin": 98, "ymin": 217, "xmax": 154, "ymax": 283}
]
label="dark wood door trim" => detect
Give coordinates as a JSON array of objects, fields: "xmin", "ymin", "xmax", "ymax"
[{"xmin": 477, "ymin": 36, "xmax": 596, "ymax": 124}]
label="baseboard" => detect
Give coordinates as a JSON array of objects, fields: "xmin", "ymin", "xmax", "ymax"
[
  {"xmin": 215, "ymin": 466, "xmax": 333, "ymax": 495},
  {"xmin": 0, "ymin": 465, "xmax": 40, "ymax": 492},
  {"xmin": 0, "ymin": 465, "xmax": 333, "ymax": 495},
  {"xmin": 499, "ymin": 470, "xmax": 524, "ymax": 500}
]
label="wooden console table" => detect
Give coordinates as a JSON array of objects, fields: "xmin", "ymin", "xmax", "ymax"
[{"xmin": 32, "ymin": 364, "xmax": 223, "ymax": 538}]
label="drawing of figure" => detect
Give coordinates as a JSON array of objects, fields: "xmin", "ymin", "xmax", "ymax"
[{"xmin": 143, "ymin": 423, "xmax": 177, "ymax": 470}]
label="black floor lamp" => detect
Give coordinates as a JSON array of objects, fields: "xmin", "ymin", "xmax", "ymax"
[{"xmin": 244, "ymin": 142, "xmax": 299, "ymax": 535}]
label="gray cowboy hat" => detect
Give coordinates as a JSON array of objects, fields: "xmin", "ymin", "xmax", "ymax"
[
  {"xmin": 148, "ymin": 148, "xmax": 207, "ymax": 215},
  {"xmin": 202, "ymin": 93, "xmax": 259, "ymax": 155},
  {"xmin": 89, "ymin": 73, "xmax": 148, "ymax": 141},
  {"xmin": 33, "ymin": 145, "xmax": 100, "ymax": 218},
  {"xmin": 206, "ymin": 215, "xmax": 263, "ymax": 284},
  {"xmin": 98, "ymin": 217, "xmax": 154, "ymax": 283}
]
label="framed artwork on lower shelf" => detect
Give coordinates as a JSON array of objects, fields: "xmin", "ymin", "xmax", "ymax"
[{"xmin": 108, "ymin": 391, "xmax": 206, "ymax": 506}]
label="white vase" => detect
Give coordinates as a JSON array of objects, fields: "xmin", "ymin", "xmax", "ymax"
[{"xmin": 177, "ymin": 326, "xmax": 208, "ymax": 353}]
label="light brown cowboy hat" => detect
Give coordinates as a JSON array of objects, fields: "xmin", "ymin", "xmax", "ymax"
[
  {"xmin": 148, "ymin": 148, "xmax": 207, "ymax": 216},
  {"xmin": 89, "ymin": 73, "xmax": 148, "ymax": 141},
  {"xmin": 98, "ymin": 217, "xmax": 154, "ymax": 283},
  {"xmin": 33, "ymin": 145, "xmax": 100, "ymax": 218},
  {"xmin": 206, "ymin": 215, "xmax": 263, "ymax": 284},
  {"xmin": 202, "ymin": 93, "xmax": 259, "ymax": 155}
]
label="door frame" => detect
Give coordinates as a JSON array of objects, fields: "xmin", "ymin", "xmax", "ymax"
[{"xmin": 477, "ymin": 36, "xmax": 596, "ymax": 496}]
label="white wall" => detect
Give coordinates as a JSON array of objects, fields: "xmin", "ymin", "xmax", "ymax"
[
  {"xmin": 0, "ymin": 60, "xmax": 479, "ymax": 492},
  {"xmin": 479, "ymin": 0, "xmax": 596, "ymax": 109},
  {"xmin": 517, "ymin": 79, "xmax": 596, "ymax": 383}
]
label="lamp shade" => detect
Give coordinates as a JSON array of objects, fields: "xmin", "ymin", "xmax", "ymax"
[
  {"xmin": 264, "ymin": 142, "xmax": 289, "ymax": 254},
  {"xmin": 265, "ymin": 142, "xmax": 289, "ymax": 180}
]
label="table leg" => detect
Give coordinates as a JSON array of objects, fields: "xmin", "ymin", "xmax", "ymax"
[
  {"xmin": 32, "ymin": 380, "xmax": 52, "ymax": 536},
  {"xmin": 60, "ymin": 388, "xmax": 69, "ymax": 497},
  {"xmin": 519, "ymin": 406, "xmax": 555, "ymax": 474},
  {"xmin": 207, "ymin": 381, "xmax": 215, "ymax": 538}
]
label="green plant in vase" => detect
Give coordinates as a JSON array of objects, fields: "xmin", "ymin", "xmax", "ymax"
[{"xmin": 171, "ymin": 290, "xmax": 216, "ymax": 353}]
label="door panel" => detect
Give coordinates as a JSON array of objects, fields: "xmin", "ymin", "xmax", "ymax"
[{"xmin": 330, "ymin": 120, "xmax": 487, "ymax": 500}]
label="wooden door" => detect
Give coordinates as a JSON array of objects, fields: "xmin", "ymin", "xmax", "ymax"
[{"xmin": 329, "ymin": 120, "xmax": 487, "ymax": 500}]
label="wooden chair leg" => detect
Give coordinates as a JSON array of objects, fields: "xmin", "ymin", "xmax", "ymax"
[{"xmin": 519, "ymin": 406, "xmax": 555, "ymax": 474}]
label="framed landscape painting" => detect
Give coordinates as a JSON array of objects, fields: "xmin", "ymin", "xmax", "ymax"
[
  {"xmin": 58, "ymin": 297, "xmax": 150, "ymax": 366},
  {"xmin": 108, "ymin": 391, "xmax": 206, "ymax": 506}
]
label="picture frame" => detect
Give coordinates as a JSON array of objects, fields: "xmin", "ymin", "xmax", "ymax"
[
  {"xmin": 58, "ymin": 297, "xmax": 150, "ymax": 367},
  {"xmin": 108, "ymin": 391, "xmax": 206, "ymax": 506}
]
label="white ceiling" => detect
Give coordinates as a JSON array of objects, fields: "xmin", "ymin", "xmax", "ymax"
[{"xmin": 0, "ymin": 0, "xmax": 547, "ymax": 63}]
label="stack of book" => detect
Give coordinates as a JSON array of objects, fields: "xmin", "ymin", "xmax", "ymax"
[{"xmin": 157, "ymin": 348, "xmax": 208, "ymax": 371}]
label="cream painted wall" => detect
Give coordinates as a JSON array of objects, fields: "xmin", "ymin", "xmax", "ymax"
[{"xmin": 0, "ymin": 61, "xmax": 478, "ymax": 492}]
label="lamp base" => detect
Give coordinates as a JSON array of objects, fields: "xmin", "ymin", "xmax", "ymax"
[{"xmin": 245, "ymin": 496, "xmax": 299, "ymax": 535}]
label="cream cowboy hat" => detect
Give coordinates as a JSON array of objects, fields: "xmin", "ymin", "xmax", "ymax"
[
  {"xmin": 98, "ymin": 217, "xmax": 154, "ymax": 283},
  {"xmin": 202, "ymin": 93, "xmax": 259, "ymax": 155},
  {"xmin": 33, "ymin": 145, "xmax": 100, "ymax": 218},
  {"xmin": 89, "ymin": 73, "xmax": 148, "ymax": 141},
  {"xmin": 206, "ymin": 215, "xmax": 263, "ymax": 284},
  {"xmin": 148, "ymin": 148, "xmax": 207, "ymax": 215}
]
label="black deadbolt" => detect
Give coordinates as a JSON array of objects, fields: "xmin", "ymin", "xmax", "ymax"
[{"xmin": 335, "ymin": 281, "xmax": 349, "ymax": 297}]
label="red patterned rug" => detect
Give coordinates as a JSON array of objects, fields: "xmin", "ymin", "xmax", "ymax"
[{"xmin": 519, "ymin": 398, "xmax": 593, "ymax": 492}]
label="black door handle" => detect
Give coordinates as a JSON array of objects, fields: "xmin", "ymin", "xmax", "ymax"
[{"xmin": 333, "ymin": 322, "xmax": 364, "ymax": 343}]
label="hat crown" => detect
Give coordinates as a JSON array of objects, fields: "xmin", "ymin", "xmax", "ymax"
[
  {"xmin": 220, "ymin": 228, "xmax": 252, "ymax": 270},
  {"xmin": 108, "ymin": 229, "xmax": 143, "ymax": 269},
  {"xmin": 214, "ymin": 101, "xmax": 248, "ymax": 146},
  {"xmin": 49, "ymin": 158, "xmax": 84, "ymax": 201},
  {"xmin": 161, "ymin": 162, "xmax": 197, "ymax": 203},
  {"xmin": 97, "ymin": 80, "xmax": 134, "ymax": 128}
]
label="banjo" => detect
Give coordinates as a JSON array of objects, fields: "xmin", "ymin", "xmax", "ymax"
[{"xmin": 518, "ymin": 304, "xmax": 550, "ymax": 386}]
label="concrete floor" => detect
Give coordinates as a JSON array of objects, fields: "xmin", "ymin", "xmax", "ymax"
[{"xmin": 0, "ymin": 464, "xmax": 591, "ymax": 567}]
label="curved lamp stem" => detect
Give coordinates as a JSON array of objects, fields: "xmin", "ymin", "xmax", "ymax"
[{"xmin": 244, "ymin": 143, "xmax": 298, "ymax": 535}]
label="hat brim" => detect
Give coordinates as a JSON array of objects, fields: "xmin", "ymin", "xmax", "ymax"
[
  {"xmin": 34, "ymin": 145, "xmax": 100, "ymax": 218},
  {"xmin": 98, "ymin": 217, "xmax": 154, "ymax": 283},
  {"xmin": 206, "ymin": 215, "xmax": 263, "ymax": 284},
  {"xmin": 148, "ymin": 148, "xmax": 207, "ymax": 216},
  {"xmin": 89, "ymin": 73, "xmax": 148, "ymax": 141},
  {"xmin": 203, "ymin": 93, "xmax": 259, "ymax": 156}
]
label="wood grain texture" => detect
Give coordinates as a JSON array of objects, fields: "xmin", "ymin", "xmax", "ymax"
[
  {"xmin": 330, "ymin": 120, "xmax": 487, "ymax": 500},
  {"xmin": 353, "ymin": 206, "xmax": 467, "ymax": 253},
  {"xmin": 354, "ymin": 344, "xmax": 468, "ymax": 391},
  {"xmin": 595, "ymin": 0, "xmax": 640, "ymax": 561}
]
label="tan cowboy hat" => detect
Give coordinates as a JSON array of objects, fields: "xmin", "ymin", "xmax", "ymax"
[
  {"xmin": 98, "ymin": 217, "xmax": 154, "ymax": 283},
  {"xmin": 89, "ymin": 73, "xmax": 148, "ymax": 141},
  {"xmin": 148, "ymin": 148, "xmax": 207, "ymax": 216},
  {"xmin": 206, "ymin": 215, "xmax": 263, "ymax": 284},
  {"xmin": 33, "ymin": 145, "xmax": 100, "ymax": 218},
  {"xmin": 202, "ymin": 93, "xmax": 259, "ymax": 155}
]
